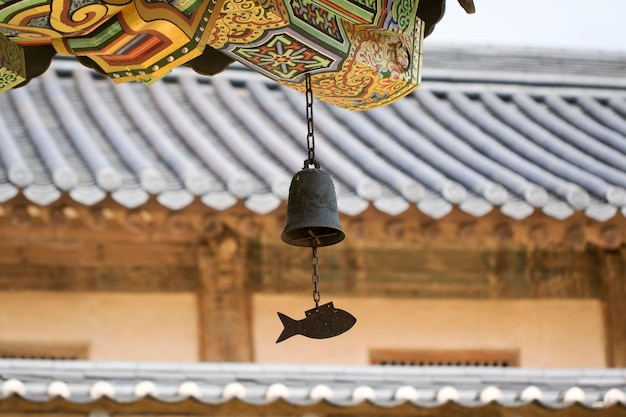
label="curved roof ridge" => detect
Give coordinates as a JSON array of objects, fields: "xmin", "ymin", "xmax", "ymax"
[
  {"xmin": 1, "ymin": 56, "xmax": 624, "ymax": 219},
  {"xmin": 246, "ymin": 81, "xmax": 319, "ymax": 174},
  {"xmin": 481, "ymin": 93, "xmax": 626, "ymax": 195},
  {"xmin": 609, "ymin": 98, "xmax": 626, "ymax": 117},
  {"xmin": 390, "ymin": 96, "xmax": 542, "ymax": 205},
  {"xmin": 513, "ymin": 94, "xmax": 626, "ymax": 171},
  {"xmin": 115, "ymin": 82, "xmax": 211, "ymax": 195},
  {"xmin": 41, "ymin": 70, "xmax": 122, "ymax": 192},
  {"xmin": 251, "ymin": 84, "xmax": 380, "ymax": 202},
  {"xmin": 326, "ymin": 105, "xmax": 432, "ymax": 202},
  {"xmin": 282, "ymin": 92, "xmax": 421, "ymax": 202},
  {"xmin": 9, "ymin": 87, "xmax": 78, "ymax": 191},
  {"xmin": 178, "ymin": 74, "xmax": 266, "ymax": 198},
  {"xmin": 73, "ymin": 70, "xmax": 166, "ymax": 195},
  {"xmin": 415, "ymin": 89, "xmax": 588, "ymax": 209},
  {"xmin": 150, "ymin": 78, "xmax": 255, "ymax": 198},
  {"xmin": 577, "ymin": 97, "xmax": 626, "ymax": 135},
  {"xmin": 544, "ymin": 95, "xmax": 626, "ymax": 155},
  {"xmin": 422, "ymin": 68, "xmax": 626, "ymax": 91},
  {"xmin": 448, "ymin": 91, "xmax": 618, "ymax": 202},
  {"xmin": 0, "ymin": 106, "xmax": 33, "ymax": 188},
  {"xmin": 369, "ymin": 103, "xmax": 485, "ymax": 204},
  {"xmin": 363, "ymin": 105, "xmax": 462, "ymax": 195},
  {"xmin": 278, "ymin": 87, "xmax": 383, "ymax": 201},
  {"xmin": 422, "ymin": 44, "xmax": 626, "ymax": 84},
  {"xmin": 210, "ymin": 77, "xmax": 295, "ymax": 197}
]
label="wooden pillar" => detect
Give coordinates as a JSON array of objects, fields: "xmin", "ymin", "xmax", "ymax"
[
  {"xmin": 600, "ymin": 247, "xmax": 626, "ymax": 367},
  {"xmin": 197, "ymin": 234, "xmax": 253, "ymax": 362}
]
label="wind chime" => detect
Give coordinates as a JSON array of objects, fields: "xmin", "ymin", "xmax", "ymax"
[{"xmin": 275, "ymin": 74, "xmax": 357, "ymax": 343}]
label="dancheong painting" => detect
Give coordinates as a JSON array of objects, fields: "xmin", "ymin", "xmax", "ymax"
[{"xmin": 0, "ymin": 0, "xmax": 433, "ymax": 108}]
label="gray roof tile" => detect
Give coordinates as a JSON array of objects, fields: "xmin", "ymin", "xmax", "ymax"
[
  {"xmin": 3, "ymin": 360, "xmax": 623, "ymax": 410},
  {"xmin": 0, "ymin": 46, "xmax": 625, "ymax": 220}
]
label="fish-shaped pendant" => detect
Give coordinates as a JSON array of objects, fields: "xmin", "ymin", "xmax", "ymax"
[{"xmin": 276, "ymin": 301, "xmax": 356, "ymax": 343}]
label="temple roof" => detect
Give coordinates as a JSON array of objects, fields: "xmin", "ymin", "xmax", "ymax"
[
  {"xmin": 0, "ymin": 360, "xmax": 625, "ymax": 413},
  {"xmin": 1, "ymin": 45, "xmax": 625, "ymax": 220}
]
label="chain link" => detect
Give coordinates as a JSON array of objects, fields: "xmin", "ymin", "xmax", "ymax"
[
  {"xmin": 305, "ymin": 73, "xmax": 316, "ymax": 167},
  {"xmin": 311, "ymin": 246, "xmax": 320, "ymax": 308},
  {"xmin": 306, "ymin": 72, "xmax": 320, "ymax": 309}
]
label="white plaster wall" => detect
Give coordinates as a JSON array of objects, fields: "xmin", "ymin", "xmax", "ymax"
[
  {"xmin": 0, "ymin": 292, "xmax": 198, "ymax": 361},
  {"xmin": 253, "ymin": 294, "xmax": 606, "ymax": 367}
]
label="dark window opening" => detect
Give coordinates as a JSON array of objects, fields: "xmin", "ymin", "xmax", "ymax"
[
  {"xmin": 0, "ymin": 342, "xmax": 89, "ymax": 360},
  {"xmin": 370, "ymin": 349, "xmax": 519, "ymax": 367}
]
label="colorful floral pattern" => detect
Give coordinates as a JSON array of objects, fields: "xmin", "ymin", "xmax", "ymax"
[
  {"xmin": 0, "ymin": 34, "xmax": 24, "ymax": 91},
  {"xmin": 232, "ymin": 32, "xmax": 336, "ymax": 79},
  {"xmin": 0, "ymin": 0, "xmax": 422, "ymax": 109}
]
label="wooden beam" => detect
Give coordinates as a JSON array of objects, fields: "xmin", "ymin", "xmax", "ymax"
[
  {"xmin": 197, "ymin": 235, "xmax": 253, "ymax": 362},
  {"xmin": 600, "ymin": 247, "xmax": 626, "ymax": 367},
  {"xmin": 0, "ymin": 264, "xmax": 198, "ymax": 292}
]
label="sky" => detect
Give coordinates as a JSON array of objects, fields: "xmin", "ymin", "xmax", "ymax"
[{"xmin": 425, "ymin": 0, "xmax": 626, "ymax": 53}]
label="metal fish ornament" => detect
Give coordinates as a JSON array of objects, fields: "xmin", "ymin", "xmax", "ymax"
[{"xmin": 276, "ymin": 302, "xmax": 356, "ymax": 343}]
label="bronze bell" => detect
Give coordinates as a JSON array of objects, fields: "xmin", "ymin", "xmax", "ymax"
[{"xmin": 281, "ymin": 164, "xmax": 345, "ymax": 247}]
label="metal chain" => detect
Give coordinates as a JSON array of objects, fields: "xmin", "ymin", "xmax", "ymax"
[
  {"xmin": 311, "ymin": 246, "xmax": 320, "ymax": 308},
  {"xmin": 306, "ymin": 72, "xmax": 320, "ymax": 308},
  {"xmin": 305, "ymin": 73, "xmax": 316, "ymax": 167}
]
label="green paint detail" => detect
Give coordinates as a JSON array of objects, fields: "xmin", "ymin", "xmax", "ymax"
[
  {"xmin": 235, "ymin": 46, "xmax": 260, "ymax": 59},
  {"xmin": 347, "ymin": 0, "xmax": 375, "ymax": 13},
  {"xmin": 177, "ymin": 0, "xmax": 204, "ymax": 15},
  {"xmin": 233, "ymin": 33, "xmax": 334, "ymax": 80},
  {"xmin": 263, "ymin": 52, "xmax": 331, "ymax": 78},
  {"xmin": 286, "ymin": 0, "xmax": 349, "ymax": 54},
  {"xmin": 67, "ymin": 20, "xmax": 122, "ymax": 51},
  {"xmin": 392, "ymin": 0, "xmax": 414, "ymax": 31},
  {"xmin": 307, "ymin": 53, "xmax": 331, "ymax": 67},
  {"xmin": 0, "ymin": 32, "xmax": 26, "ymax": 82},
  {"xmin": 270, "ymin": 67, "xmax": 298, "ymax": 79},
  {"xmin": 266, "ymin": 33, "xmax": 290, "ymax": 48},
  {"xmin": 314, "ymin": 0, "xmax": 374, "ymax": 23},
  {"xmin": 0, "ymin": 66, "xmax": 24, "ymax": 91},
  {"xmin": 0, "ymin": 0, "xmax": 50, "ymax": 23}
]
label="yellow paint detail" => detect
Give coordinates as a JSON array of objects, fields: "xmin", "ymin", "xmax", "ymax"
[
  {"xmin": 49, "ymin": 0, "xmax": 110, "ymax": 34},
  {"xmin": 51, "ymin": 37, "xmax": 73, "ymax": 55}
]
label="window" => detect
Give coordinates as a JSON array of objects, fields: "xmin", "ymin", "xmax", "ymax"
[
  {"xmin": 370, "ymin": 349, "xmax": 519, "ymax": 367},
  {"xmin": 0, "ymin": 342, "xmax": 89, "ymax": 360}
]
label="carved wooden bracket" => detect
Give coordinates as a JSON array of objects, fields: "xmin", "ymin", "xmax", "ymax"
[{"xmin": 197, "ymin": 234, "xmax": 253, "ymax": 362}]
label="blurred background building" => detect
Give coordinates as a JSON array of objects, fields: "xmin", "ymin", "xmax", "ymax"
[{"xmin": 0, "ymin": 41, "xmax": 625, "ymax": 415}]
